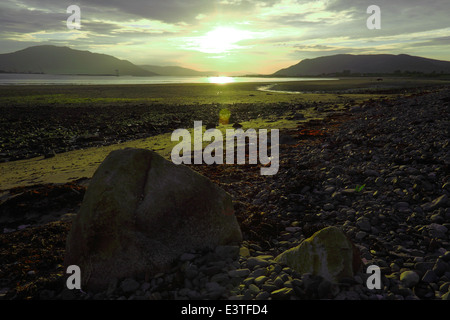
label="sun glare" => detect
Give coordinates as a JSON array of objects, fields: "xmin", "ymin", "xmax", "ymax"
[
  {"xmin": 194, "ymin": 26, "xmax": 252, "ymax": 54},
  {"xmin": 208, "ymin": 76, "xmax": 234, "ymax": 84}
]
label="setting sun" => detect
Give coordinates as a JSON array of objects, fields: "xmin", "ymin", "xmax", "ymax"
[{"xmin": 192, "ymin": 26, "xmax": 253, "ymax": 54}]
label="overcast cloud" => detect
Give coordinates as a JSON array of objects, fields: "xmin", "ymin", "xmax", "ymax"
[{"xmin": 0, "ymin": 0, "xmax": 448, "ymax": 74}]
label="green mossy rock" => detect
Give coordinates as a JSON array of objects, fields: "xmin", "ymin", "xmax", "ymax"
[
  {"xmin": 65, "ymin": 148, "xmax": 242, "ymax": 291},
  {"xmin": 275, "ymin": 226, "xmax": 359, "ymax": 283}
]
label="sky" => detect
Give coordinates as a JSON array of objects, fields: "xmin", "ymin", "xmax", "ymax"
[{"xmin": 0, "ymin": 0, "xmax": 449, "ymax": 75}]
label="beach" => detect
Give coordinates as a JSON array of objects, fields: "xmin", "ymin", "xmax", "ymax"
[{"xmin": 0, "ymin": 78, "xmax": 449, "ymax": 300}]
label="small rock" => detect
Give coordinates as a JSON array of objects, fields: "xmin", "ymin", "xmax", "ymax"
[
  {"xmin": 205, "ymin": 282, "xmax": 226, "ymax": 299},
  {"xmin": 439, "ymin": 282, "xmax": 450, "ymax": 293},
  {"xmin": 442, "ymin": 291, "xmax": 450, "ymax": 300},
  {"xmin": 442, "ymin": 252, "xmax": 450, "ymax": 262},
  {"xmin": 254, "ymin": 276, "xmax": 268, "ymax": 286},
  {"xmin": 433, "ymin": 260, "xmax": 449, "ymax": 277},
  {"xmin": 285, "ymin": 226, "xmax": 301, "ymax": 233},
  {"xmin": 356, "ymin": 218, "xmax": 371, "ymax": 232},
  {"xmin": 365, "ymin": 169, "xmax": 380, "ymax": 177},
  {"xmin": 271, "ymin": 287, "xmax": 293, "ymax": 300},
  {"xmin": 274, "ymin": 276, "xmax": 284, "ymax": 288},
  {"xmin": 228, "ymin": 268, "xmax": 251, "ymax": 278},
  {"xmin": 431, "ymin": 214, "xmax": 444, "ymax": 224},
  {"xmin": 275, "ymin": 226, "xmax": 359, "ymax": 283},
  {"xmin": 179, "ymin": 253, "xmax": 197, "ymax": 261},
  {"xmin": 120, "ymin": 278, "xmax": 140, "ymax": 293},
  {"xmin": 262, "ymin": 283, "xmax": 278, "ymax": 293},
  {"xmin": 247, "ymin": 256, "xmax": 270, "ymax": 269},
  {"xmin": 255, "ymin": 291, "xmax": 271, "ymax": 300},
  {"xmin": 239, "ymin": 247, "xmax": 250, "ymax": 258},
  {"xmin": 248, "ymin": 284, "xmax": 260, "ymax": 295},
  {"xmin": 422, "ymin": 270, "xmax": 438, "ymax": 283},
  {"xmin": 215, "ymin": 245, "xmax": 240, "ymax": 260},
  {"xmin": 400, "ymin": 271, "xmax": 420, "ymax": 288},
  {"xmin": 422, "ymin": 194, "xmax": 448, "ymax": 211},
  {"xmin": 250, "ymin": 268, "xmax": 268, "ymax": 278},
  {"xmin": 185, "ymin": 264, "xmax": 198, "ymax": 279},
  {"xmin": 428, "ymin": 223, "xmax": 448, "ymax": 239},
  {"xmin": 414, "ymin": 262, "xmax": 434, "ymax": 275},
  {"xmin": 355, "ymin": 231, "xmax": 367, "ymax": 240}
]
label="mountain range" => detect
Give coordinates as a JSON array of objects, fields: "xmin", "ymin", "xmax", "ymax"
[
  {"xmin": 0, "ymin": 45, "xmax": 158, "ymax": 76},
  {"xmin": 1, "ymin": 45, "xmax": 450, "ymax": 77},
  {"xmin": 0, "ymin": 45, "xmax": 212, "ymax": 76},
  {"xmin": 139, "ymin": 65, "xmax": 215, "ymax": 76},
  {"xmin": 273, "ymin": 54, "xmax": 450, "ymax": 76}
]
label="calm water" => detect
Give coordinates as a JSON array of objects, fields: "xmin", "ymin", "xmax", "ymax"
[{"xmin": 0, "ymin": 73, "xmax": 337, "ymax": 85}]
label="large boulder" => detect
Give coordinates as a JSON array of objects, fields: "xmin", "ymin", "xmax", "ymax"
[
  {"xmin": 275, "ymin": 226, "xmax": 361, "ymax": 283},
  {"xmin": 64, "ymin": 148, "xmax": 242, "ymax": 291}
]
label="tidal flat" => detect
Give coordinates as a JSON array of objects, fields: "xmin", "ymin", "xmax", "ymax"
[{"xmin": 0, "ymin": 77, "xmax": 449, "ymax": 300}]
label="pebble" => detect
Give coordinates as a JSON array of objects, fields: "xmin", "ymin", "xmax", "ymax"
[
  {"xmin": 246, "ymin": 257, "xmax": 270, "ymax": 269},
  {"xmin": 120, "ymin": 278, "xmax": 140, "ymax": 294},
  {"xmin": 228, "ymin": 268, "xmax": 251, "ymax": 278},
  {"xmin": 215, "ymin": 246, "xmax": 240, "ymax": 260},
  {"xmin": 422, "ymin": 270, "xmax": 438, "ymax": 283},
  {"xmin": 271, "ymin": 287, "xmax": 293, "ymax": 300},
  {"xmin": 400, "ymin": 271, "xmax": 420, "ymax": 288}
]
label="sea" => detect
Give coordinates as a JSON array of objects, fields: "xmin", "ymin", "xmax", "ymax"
[{"xmin": 0, "ymin": 73, "xmax": 337, "ymax": 86}]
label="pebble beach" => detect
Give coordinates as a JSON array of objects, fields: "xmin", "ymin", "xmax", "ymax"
[{"xmin": 1, "ymin": 84, "xmax": 449, "ymax": 301}]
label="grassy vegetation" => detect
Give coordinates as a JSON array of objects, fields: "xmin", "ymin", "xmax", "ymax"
[
  {"xmin": 2, "ymin": 77, "xmax": 448, "ymax": 107},
  {"xmin": 1, "ymin": 77, "xmax": 448, "ymax": 189}
]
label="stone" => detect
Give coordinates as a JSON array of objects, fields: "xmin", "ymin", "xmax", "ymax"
[
  {"xmin": 414, "ymin": 262, "xmax": 434, "ymax": 275},
  {"xmin": 274, "ymin": 276, "xmax": 284, "ymax": 288},
  {"xmin": 442, "ymin": 291, "xmax": 450, "ymax": 300},
  {"xmin": 274, "ymin": 226, "xmax": 361, "ymax": 283},
  {"xmin": 205, "ymin": 282, "xmax": 226, "ymax": 299},
  {"xmin": 120, "ymin": 278, "xmax": 140, "ymax": 293},
  {"xmin": 271, "ymin": 287, "xmax": 293, "ymax": 300},
  {"xmin": 400, "ymin": 271, "xmax": 420, "ymax": 288},
  {"xmin": 239, "ymin": 247, "xmax": 250, "ymax": 258},
  {"xmin": 64, "ymin": 148, "xmax": 242, "ymax": 291},
  {"xmin": 215, "ymin": 245, "xmax": 240, "ymax": 260},
  {"xmin": 254, "ymin": 276, "xmax": 268, "ymax": 286},
  {"xmin": 421, "ymin": 194, "xmax": 448, "ymax": 212},
  {"xmin": 317, "ymin": 279, "xmax": 338, "ymax": 299},
  {"xmin": 262, "ymin": 283, "xmax": 278, "ymax": 293},
  {"xmin": 442, "ymin": 252, "xmax": 450, "ymax": 262},
  {"xmin": 247, "ymin": 257, "xmax": 270, "ymax": 269},
  {"xmin": 250, "ymin": 268, "xmax": 268, "ymax": 278},
  {"xmin": 356, "ymin": 217, "xmax": 371, "ymax": 232},
  {"xmin": 433, "ymin": 260, "xmax": 449, "ymax": 277},
  {"xmin": 431, "ymin": 214, "xmax": 444, "ymax": 224},
  {"xmin": 248, "ymin": 284, "xmax": 260, "ymax": 295},
  {"xmin": 179, "ymin": 253, "xmax": 197, "ymax": 261},
  {"xmin": 228, "ymin": 268, "xmax": 251, "ymax": 278},
  {"xmin": 422, "ymin": 270, "xmax": 438, "ymax": 283},
  {"xmin": 355, "ymin": 231, "xmax": 367, "ymax": 240},
  {"xmin": 428, "ymin": 223, "xmax": 448, "ymax": 239},
  {"xmin": 255, "ymin": 291, "xmax": 271, "ymax": 300}
]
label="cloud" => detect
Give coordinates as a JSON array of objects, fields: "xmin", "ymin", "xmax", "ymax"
[{"xmin": 0, "ymin": 0, "xmax": 449, "ymax": 73}]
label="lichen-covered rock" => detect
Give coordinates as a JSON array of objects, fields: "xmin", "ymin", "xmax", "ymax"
[
  {"xmin": 274, "ymin": 226, "xmax": 360, "ymax": 283},
  {"xmin": 64, "ymin": 148, "xmax": 242, "ymax": 291}
]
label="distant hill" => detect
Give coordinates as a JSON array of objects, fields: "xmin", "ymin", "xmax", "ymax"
[
  {"xmin": 273, "ymin": 54, "xmax": 450, "ymax": 76},
  {"xmin": 139, "ymin": 65, "xmax": 215, "ymax": 76},
  {"xmin": 0, "ymin": 45, "xmax": 158, "ymax": 76}
]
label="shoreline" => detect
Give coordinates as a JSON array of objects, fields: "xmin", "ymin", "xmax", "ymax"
[{"xmin": 0, "ymin": 83, "xmax": 449, "ymax": 300}]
